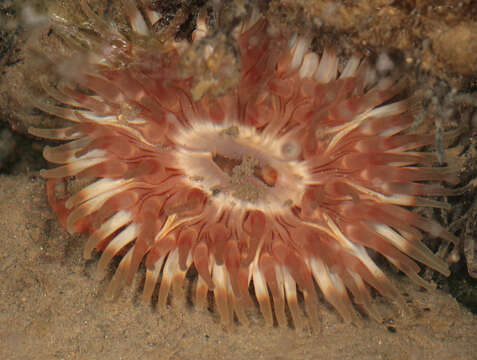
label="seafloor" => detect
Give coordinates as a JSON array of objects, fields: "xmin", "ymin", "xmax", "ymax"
[{"xmin": 0, "ymin": 1, "xmax": 476, "ymax": 359}]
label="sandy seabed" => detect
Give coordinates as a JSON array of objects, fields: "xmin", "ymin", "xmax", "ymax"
[{"xmin": 0, "ymin": 174, "xmax": 476, "ymax": 360}]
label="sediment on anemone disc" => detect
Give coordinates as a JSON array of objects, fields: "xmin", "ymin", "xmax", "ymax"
[{"xmin": 28, "ymin": 0, "xmax": 467, "ymax": 328}]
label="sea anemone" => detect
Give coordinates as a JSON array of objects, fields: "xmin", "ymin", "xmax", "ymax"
[{"xmin": 29, "ymin": 1, "xmax": 462, "ymax": 328}]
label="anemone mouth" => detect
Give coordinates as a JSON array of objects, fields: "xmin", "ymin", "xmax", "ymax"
[{"xmin": 174, "ymin": 122, "xmax": 309, "ymax": 213}]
